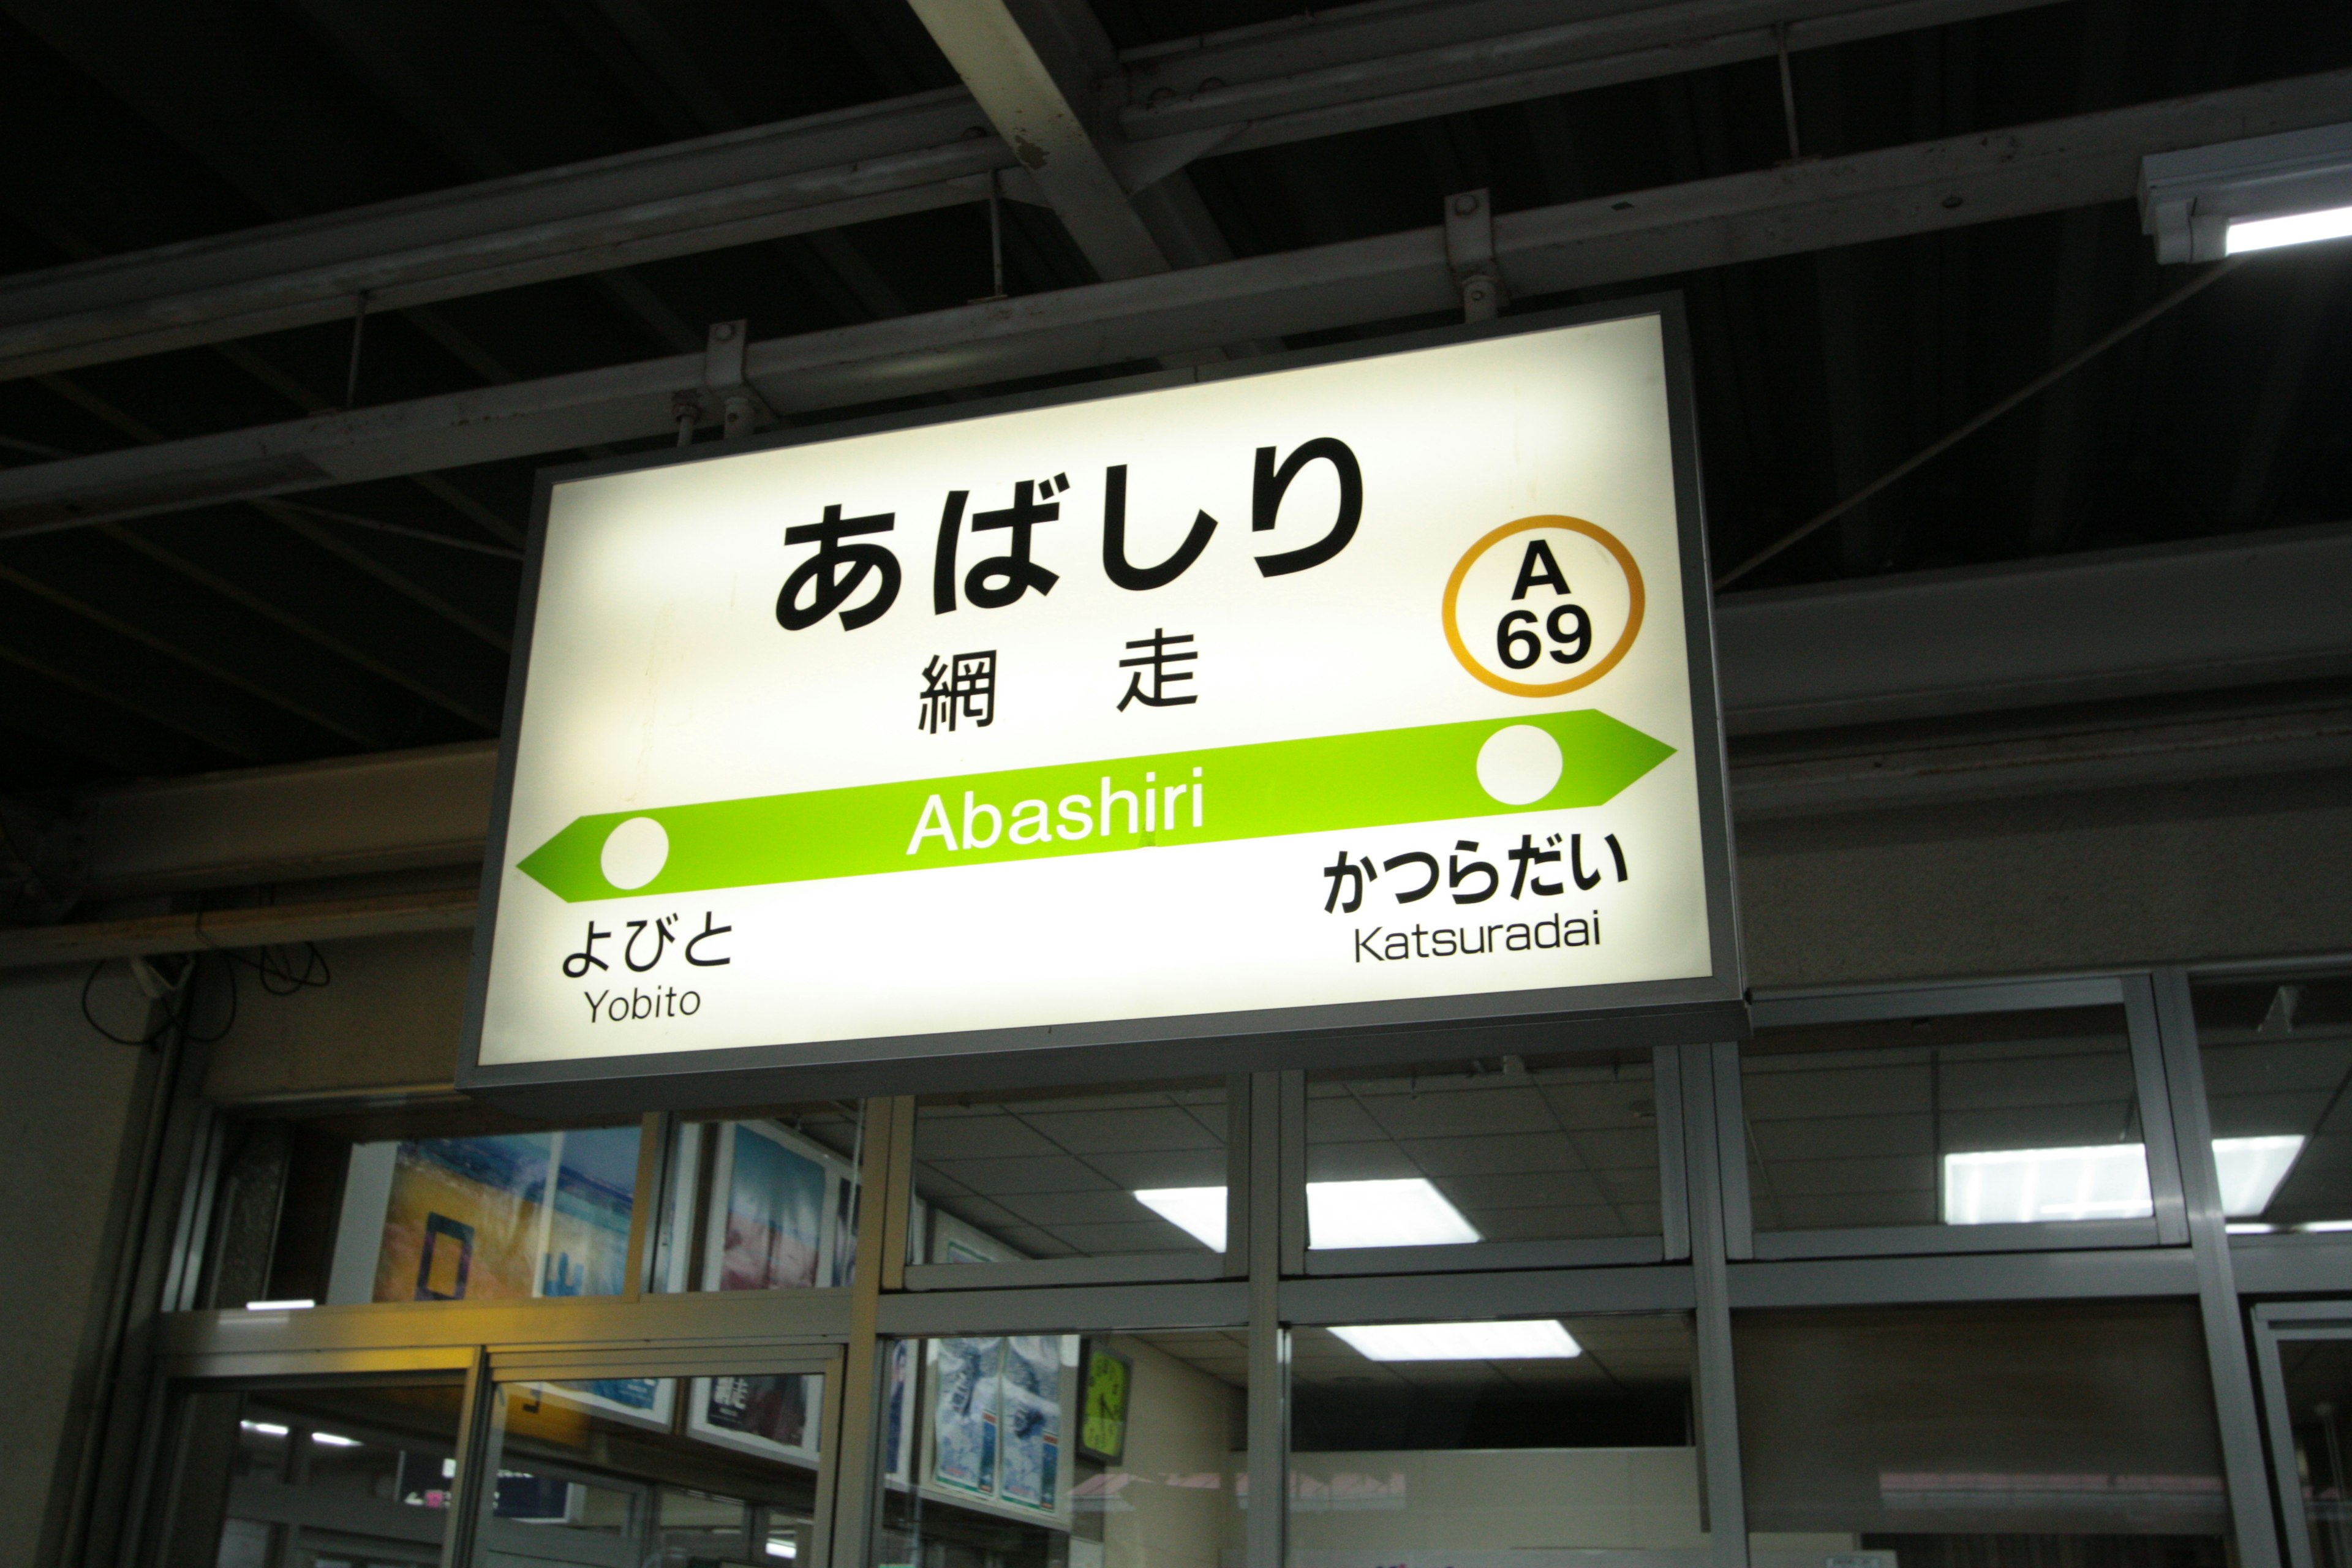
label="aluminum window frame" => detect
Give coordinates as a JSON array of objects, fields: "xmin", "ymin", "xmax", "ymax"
[
  {"xmin": 1733, "ymin": 971, "xmax": 2191, "ymax": 1260},
  {"xmin": 2184, "ymin": 955, "xmax": 2352, "ymax": 1256},
  {"xmin": 1294, "ymin": 1042, "xmax": 1693, "ymax": 1276},
  {"xmin": 895, "ymin": 1072, "xmax": 1249, "ymax": 1294},
  {"xmin": 129, "ymin": 963, "xmax": 2352, "ymax": 1568}
]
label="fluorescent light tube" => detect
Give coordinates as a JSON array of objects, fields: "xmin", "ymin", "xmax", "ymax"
[
  {"xmin": 1134, "ymin": 1186, "xmax": 1228, "ymax": 1251},
  {"xmin": 1308, "ymin": 1178, "xmax": 1480, "ymax": 1248},
  {"xmin": 2213, "ymin": 1134, "xmax": 2305, "ymax": 1217},
  {"xmin": 2227, "ymin": 203, "xmax": 2352, "ymax": 255},
  {"xmin": 1136, "ymin": 1178, "xmax": 1482, "ymax": 1251},
  {"xmin": 244, "ymin": 1298, "xmax": 315, "ymax": 1311},
  {"xmin": 1943, "ymin": 1144, "xmax": 2153, "ymax": 1225},
  {"xmin": 311, "ymin": 1431, "xmax": 361, "ymax": 1447},
  {"xmin": 241, "ymin": 1421, "xmax": 290, "ymax": 1438},
  {"xmin": 2304, "ymin": 1220, "xmax": 2352, "ymax": 1234},
  {"xmin": 1330, "ymin": 1320, "xmax": 1582, "ymax": 1361}
]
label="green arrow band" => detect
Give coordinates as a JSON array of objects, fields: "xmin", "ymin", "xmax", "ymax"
[{"xmin": 516, "ymin": 710, "xmax": 1674, "ymax": 903}]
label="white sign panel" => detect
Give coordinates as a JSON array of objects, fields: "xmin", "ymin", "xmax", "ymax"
[{"xmin": 462, "ymin": 309, "xmax": 1740, "ymax": 1107}]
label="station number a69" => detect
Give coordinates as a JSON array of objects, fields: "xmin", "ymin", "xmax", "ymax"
[{"xmin": 1442, "ymin": 516, "xmax": 1646, "ymax": 698}]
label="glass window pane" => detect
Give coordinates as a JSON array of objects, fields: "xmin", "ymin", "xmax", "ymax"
[
  {"xmin": 481, "ymin": 1368, "xmax": 824, "ymax": 1566},
  {"xmin": 1289, "ymin": 1313, "xmax": 1700, "ymax": 1561},
  {"xmin": 1306, "ymin": 1050, "xmax": 1660, "ymax": 1249},
  {"xmin": 150, "ymin": 1378, "xmax": 463, "ymax": 1568},
  {"xmin": 1743, "ymin": 1004, "xmax": 2148, "ymax": 1234},
  {"xmin": 201, "ymin": 1108, "xmax": 650, "ymax": 1308},
  {"xmin": 336, "ymin": 1123, "xmax": 645, "ymax": 1303},
  {"xmin": 874, "ymin": 1329, "xmax": 1246, "ymax": 1568},
  {"xmin": 2193, "ymin": 973, "xmax": 2352, "ymax": 1232},
  {"xmin": 2275, "ymin": 1338, "xmax": 2352, "ymax": 1568},
  {"xmin": 654, "ymin": 1104, "xmax": 867, "ymax": 1292},
  {"xmin": 910, "ymin": 1081, "xmax": 1230, "ymax": 1261},
  {"xmin": 1737, "ymin": 1302, "xmax": 2229, "ymax": 1562}
]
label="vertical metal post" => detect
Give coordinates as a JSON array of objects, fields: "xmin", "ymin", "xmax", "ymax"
[
  {"xmin": 623, "ymin": 1110, "xmax": 673, "ymax": 1300},
  {"xmin": 443, "ymin": 1347, "xmax": 499, "ymax": 1568},
  {"xmin": 1246, "ymin": 1072, "xmax": 1290, "ymax": 1568},
  {"xmin": 829, "ymin": 1097, "xmax": 911, "ymax": 1568},
  {"xmin": 2124, "ymin": 980, "xmax": 2192, "ymax": 1245},
  {"xmin": 2150, "ymin": 969, "xmax": 2283, "ymax": 1568},
  {"xmin": 1224, "ymin": 1073, "xmax": 1252, "ymax": 1277},
  {"xmin": 807, "ymin": 1345, "xmax": 851, "ymax": 1568},
  {"xmin": 1279, "ymin": 1072, "xmax": 1306, "ymax": 1277},
  {"xmin": 1682, "ymin": 1042, "xmax": 1750, "ymax": 1568},
  {"xmin": 1655, "ymin": 1045, "xmax": 1691, "ymax": 1262},
  {"xmin": 1711, "ymin": 1044, "xmax": 1755, "ymax": 1261}
]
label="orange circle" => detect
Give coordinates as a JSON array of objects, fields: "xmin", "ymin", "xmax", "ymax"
[{"xmin": 1442, "ymin": 515, "xmax": 1646, "ymax": 697}]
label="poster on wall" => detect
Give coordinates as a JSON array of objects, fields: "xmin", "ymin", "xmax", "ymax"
[
  {"xmin": 463, "ymin": 305, "xmax": 1744, "ymax": 1116},
  {"xmin": 930, "ymin": 1338, "xmax": 1001, "ymax": 1496},
  {"xmin": 884, "ymin": 1339, "xmax": 915, "ymax": 1483},
  {"xmin": 687, "ymin": 1373, "xmax": 823, "ymax": 1464},
  {"xmin": 537, "ymin": 1125, "xmax": 641, "ymax": 1300},
  {"xmin": 827, "ymin": 1175, "xmax": 860, "ymax": 1288},
  {"xmin": 371, "ymin": 1128, "xmax": 642, "ymax": 1306},
  {"xmin": 374, "ymin": 1134, "xmax": 551, "ymax": 1303},
  {"xmin": 922, "ymin": 1333, "xmax": 1076, "ymax": 1523},
  {"xmin": 998, "ymin": 1336, "xmax": 1063, "ymax": 1509},
  {"xmin": 704, "ymin": 1121, "xmax": 829, "ymax": 1292}
]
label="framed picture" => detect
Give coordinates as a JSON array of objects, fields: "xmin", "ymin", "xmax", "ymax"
[
  {"xmin": 930, "ymin": 1208, "xmax": 1022, "ymax": 1265},
  {"xmin": 686, "ymin": 1372, "xmax": 824, "ymax": 1466},
  {"xmin": 703, "ymin": 1121, "xmax": 831, "ymax": 1292},
  {"xmin": 997, "ymin": 1336, "xmax": 1063, "ymax": 1510},
  {"xmin": 920, "ymin": 1334, "xmax": 1077, "ymax": 1524},
  {"xmin": 826, "ymin": 1170, "xmax": 861, "ymax": 1288},
  {"xmin": 369, "ymin": 1126, "xmax": 640, "ymax": 1306},
  {"xmin": 927, "ymin": 1337, "xmax": 1001, "ymax": 1496},
  {"xmin": 883, "ymin": 1338, "xmax": 915, "ymax": 1485},
  {"xmin": 507, "ymin": 1374, "xmax": 675, "ymax": 1434},
  {"xmin": 1077, "ymin": 1343, "xmax": 1132, "ymax": 1464}
]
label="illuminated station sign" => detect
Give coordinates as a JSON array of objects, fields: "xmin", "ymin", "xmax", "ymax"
[{"xmin": 461, "ymin": 306, "xmax": 1743, "ymax": 1110}]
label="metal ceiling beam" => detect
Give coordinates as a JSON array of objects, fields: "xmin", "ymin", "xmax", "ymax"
[
  {"xmin": 907, "ymin": 0, "xmax": 1172, "ymax": 281},
  {"xmin": 0, "ymin": 0, "xmax": 2062, "ymax": 382},
  {"xmin": 25, "ymin": 521, "xmax": 2351, "ymax": 933},
  {"xmin": 1120, "ymin": 0, "xmax": 2059, "ymax": 153},
  {"xmin": 0, "ymin": 92, "xmax": 1004, "ymax": 381},
  {"xmin": 3, "ymin": 67, "xmax": 2345, "ymax": 540}
]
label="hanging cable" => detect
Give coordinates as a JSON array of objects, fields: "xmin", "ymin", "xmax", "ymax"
[
  {"xmin": 79, "ymin": 940, "xmax": 331, "ymax": 1047},
  {"xmin": 987, "ymin": 170, "xmax": 1007, "ymax": 301},
  {"xmin": 1774, "ymin": 24, "xmax": 1803, "ymax": 161},
  {"xmin": 1714, "ymin": 256, "xmax": 2248, "ymax": 590},
  {"xmin": 342, "ymin": 290, "xmax": 370, "ymax": 410}
]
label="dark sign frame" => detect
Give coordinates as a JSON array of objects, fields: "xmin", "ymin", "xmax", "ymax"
[{"xmin": 459, "ymin": 296, "xmax": 1746, "ymax": 1115}]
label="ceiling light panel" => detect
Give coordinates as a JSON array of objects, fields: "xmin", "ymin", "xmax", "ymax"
[
  {"xmin": 2141, "ymin": 122, "xmax": 2352, "ymax": 262},
  {"xmin": 1133, "ymin": 1178, "xmax": 1483, "ymax": 1251},
  {"xmin": 1942, "ymin": 1144, "xmax": 2154, "ymax": 1226},
  {"xmin": 2213, "ymin": 1134, "xmax": 2305, "ymax": 1217},
  {"xmin": 1134, "ymin": 1186, "xmax": 1227, "ymax": 1251},
  {"xmin": 1330, "ymin": 1320, "xmax": 1583, "ymax": 1362},
  {"xmin": 1308, "ymin": 1178, "xmax": 1481, "ymax": 1249}
]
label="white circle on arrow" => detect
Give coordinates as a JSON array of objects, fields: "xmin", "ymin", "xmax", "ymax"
[
  {"xmin": 1477, "ymin": 724, "xmax": 1564, "ymax": 805},
  {"xmin": 600, "ymin": 816, "xmax": 669, "ymax": 890}
]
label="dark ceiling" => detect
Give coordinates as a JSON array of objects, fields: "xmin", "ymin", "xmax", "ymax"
[{"xmin": 1, "ymin": 0, "xmax": 2348, "ymax": 794}]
